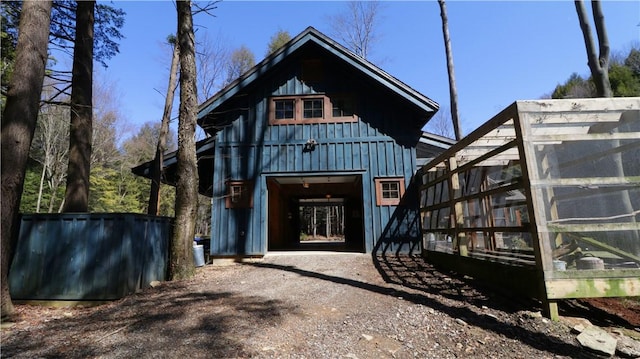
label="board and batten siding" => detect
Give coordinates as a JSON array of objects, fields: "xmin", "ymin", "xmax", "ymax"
[{"xmin": 208, "ymin": 61, "xmax": 423, "ymax": 256}]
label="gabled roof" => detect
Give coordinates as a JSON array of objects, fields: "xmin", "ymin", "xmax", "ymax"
[
  {"xmin": 133, "ymin": 27, "xmax": 441, "ymax": 193},
  {"xmin": 197, "ymin": 26, "xmax": 438, "ymax": 131}
]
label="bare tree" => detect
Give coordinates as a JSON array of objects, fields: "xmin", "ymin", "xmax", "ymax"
[
  {"xmin": 31, "ymin": 97, "xmax": 69, "ymax": 213},
  {"xmin": 171, "ymin": 0, "xmax": 199, "ymax": 280},
  {"xmin": 425, "ymin": 106, "xmax": 455, "ymax": 139},
  {"xmin": 1, "ymin": 0, "xmax": 52, "ymax": 319},
  {"xmin": 149, "ymin": 36, "xmax": 180, "ymax": 215},
  {"xmin": 575, "ymin": 0, "xmax": 612, "ymax": 97},
  {"xmin": 62, "ymin": 0, "xmax": 95, "ymax": 212},
  {"xmin": 196, "ymin": 31, "xmax": 229, "ymax": 102},
  {"xmin": 91, "ymin": 75, "xmax": 121, "ymax": 168},
  {"xmin": 329, "ymin": 1, "xmax": 382, "ymax": 59},
  {"xmin": 437, "ymin": 0, "xmax": 462, "ymax": 140},
  {"xmin": 224, "ymin": 45, "xmax": 255, "ymax": 85}
]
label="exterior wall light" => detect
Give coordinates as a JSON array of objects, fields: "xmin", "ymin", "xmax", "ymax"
[{"xmin": 303, "ymin": 138, "xmax": 317, "ymax": 152}]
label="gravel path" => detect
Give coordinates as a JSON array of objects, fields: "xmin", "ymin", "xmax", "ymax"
[{"xmin": 2, "ymin": 253, "xmax": 637, "ymax": 358}]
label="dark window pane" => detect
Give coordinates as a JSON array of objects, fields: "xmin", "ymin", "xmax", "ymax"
[
  {"xmin": 275, "ymin": 100, "xmax": 295, "ymax": 119},
  {"xmin": 231, "ymin": 185, "xmax": 244, "ymax": 203},
  {"xmin": 381, "ymin": 181, "xmax": 400, "ymax": 199},
  {"xmin": 332, "ymin": 98, "xmax": 354, "ymax": 117},
  {"xmin": 303, "ymin": 99, "xmax": 323, "ymax": 118}
]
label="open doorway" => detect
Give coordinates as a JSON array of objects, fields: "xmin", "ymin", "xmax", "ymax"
[
  {"xmin": 299, "ymin": 198, "xmax": 346, "ymax": 246},
  {"xmin": 267, "ymin": 175, "xmax": 364, "ymax": 252}
]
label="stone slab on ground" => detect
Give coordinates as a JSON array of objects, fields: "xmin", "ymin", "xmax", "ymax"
[{"xmin": 576, "ymin": 325, "xmax": 618, "ymax": 356}]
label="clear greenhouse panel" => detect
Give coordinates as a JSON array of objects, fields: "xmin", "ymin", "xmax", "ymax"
[{"xmin": 524, "ymin": 106, "xmax": 640, "ymax": 273}]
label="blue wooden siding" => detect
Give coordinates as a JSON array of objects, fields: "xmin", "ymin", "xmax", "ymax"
[
  {"xmin": 208, "ymin": 56, "xmax": 423, "ymax": 256},
  {"xmin": 9, "ymin": 213, "xmax": 172, "ymax": 301}
]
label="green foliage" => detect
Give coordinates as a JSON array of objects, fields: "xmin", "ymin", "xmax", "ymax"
[
  {"xmin": 624, "ymin": 48, "xmax": 640, "ymax": 76},
  {"xmin": 19, "ymin": 164, "xmax": 43, "ymax": 213},
  {"xmin": 609, "ymin": 63, "xmax": 640, "ymax": 97},
  {"xmin": 18, "ymin": 110, "xmax": 180, "ymax": 216},
  {"xmin": 118, "ymin": 122, "xmax": 177, "ymax": 216},
  {"xmin": 19, "ymin": 161, "xmax": 66, "ymax": 214},
  {"xmin": 552, "ymin": 46, "xmax": 640, "ymax": 98},
  {"xmin": 158, "ymin": 185, "xmax": 176, "ymax": 217},
  {"xmin": 90, "ymin": 166, "xmax": 136, "ymax": 213},
  {"xmin": 0, "ymin": 1, "xmax": 19, "ymax": 106},
  {"xmin": 551, "ymin": 73, "xmax": 595, "ymax": 99},
  {"xmin": 266, "ymin": 29, "xmax": 291, "ymax": 56}
]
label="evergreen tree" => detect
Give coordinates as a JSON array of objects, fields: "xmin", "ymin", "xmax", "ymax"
[{"xmin": 266, "ymin": 29, "xmax": 291, "ymax": 56}]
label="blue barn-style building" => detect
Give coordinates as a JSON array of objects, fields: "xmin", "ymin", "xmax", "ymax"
[{"xmin": 136, "ymin": 27, "xmax": 445, "ymax": 257}]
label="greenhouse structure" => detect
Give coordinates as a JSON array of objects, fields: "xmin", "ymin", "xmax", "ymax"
[{"xmin": 419, "ymin": 97, "xmax": 640, "ymax": 319}]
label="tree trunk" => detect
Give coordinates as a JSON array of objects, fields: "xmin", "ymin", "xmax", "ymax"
[
  {"xmin": 574, "ymin": 0, "xmax": 612, "ymax": 97},
  {"xmin": 325, "ymin": 208, "xmax": 330, "ymax": 238},
  {"xmin": 149, "ymin": 40, "xmax": 180, "ymax": 215},
  {"xmin": 313, "ymin": 206, "xmax": 317, "ymax": 238},
  {"xmin": 1, "ymin": 0, "xmax": 52, "ymax": 319},
  {"xmin": 170, "ymin": 0, "xmax": 199, "ymax": 280},
  {"xmin": 575, "ymin": 1, "xmax": 636, "ymax": 247},
  {"xmin": 63, "ymin": 1, "xmax": 95, "ymax": 212},
  {"xmin": 37, "ymin": 164, "xmax": 46, "ymax": 212},
  {"xmin": 438, "ymin": 0, "xmax": 462, "ymax": 140}
]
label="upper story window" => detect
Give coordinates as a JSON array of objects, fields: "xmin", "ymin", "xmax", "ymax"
[
  {"xmin": 303, "ymin": 98, "xmax": 324, "ymax": 119},
  {"xmin": 274, "ymin": 99, "xmax": 295, "ymax": 120},
  {"xmin": 332, "ymin": 97, "xmax": 354, "ymax": 118},
  {"xmin": 269, "ymin": 94, "xmax": 356, "ymax": 125}
]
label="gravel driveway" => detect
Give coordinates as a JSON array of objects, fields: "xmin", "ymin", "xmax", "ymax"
[{"xmin": 2, "ymin": 252, "xmax": 635, "ymax": 358}]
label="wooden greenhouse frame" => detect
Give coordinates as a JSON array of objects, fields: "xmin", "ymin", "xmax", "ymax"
[{"xmin": 418, "ymin": 98, "xmax": 640, "ymax": 320}]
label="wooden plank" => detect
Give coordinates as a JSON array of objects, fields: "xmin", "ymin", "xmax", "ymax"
[
  {"xmin": 516, "ymin": 98, "xmax": 640, "ymax": 114},
  {"xmin": 557, "ymin": 140, "xmax": 640, "ymax": 170},
  {"xmin": 526, "ymin": 111, "xmax": 626, "ymax": 125},
  {"xmin": 574, "ymin": 236, "xmax": 640, "ymax": 262},
  {"xmin": 531, "ymin": 132, "xmax": 640, "ymax": 141},
  {"xmin": 452, "ymin": 140, "xmax": 519, "ymax": 174},
  {"xmin": 530, "ymin": 176, "xmax": 640, "ymax": 187},
  {"xmin": 469, "ymin": 252, "xmax": 536, "ymax": 266},
  {"xmin": 547, "ymin": 223, "xmax": 640, "ymax": 232},
  {"xmin": 545, "ymin": 277, "xmax": 640, "ymax": 299}
]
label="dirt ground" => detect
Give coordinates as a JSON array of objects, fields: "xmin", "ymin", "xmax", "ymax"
[{"xmin": 2, "ymin": 253, "xmax": 639, "ymax": 358}]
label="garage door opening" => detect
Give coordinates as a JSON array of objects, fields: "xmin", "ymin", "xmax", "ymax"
[{"xmin": 267, "ymin": 175, "xmax": 364, "ymax": 252}]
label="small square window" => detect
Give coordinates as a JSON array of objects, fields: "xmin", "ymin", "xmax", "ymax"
[
  {"xmin": 226, "ymin": 181, "xmax": 253, "ymax": 208},
  {"xmin": 381, "ymin": 181, "xmax": 400, "ymax": 199},
  {"xmin": 303, "ymin": 99, "xmax": 323, "ymax": 119},
  {"xmin": 230, "ymin": 185, "xmax": 244, "ymax": 203},
  {"xmin": 375, "ymin": 177, "xmax": 405, "ymax": 206},
  {"xmin": 274, "ymin": 99, "xmax": 295, "ymax": 120}
]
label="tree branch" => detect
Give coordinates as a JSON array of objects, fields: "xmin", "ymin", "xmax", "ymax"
[{"xmin": 193, "ymin": 1, "xmax": 220, "ymax": 16}]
